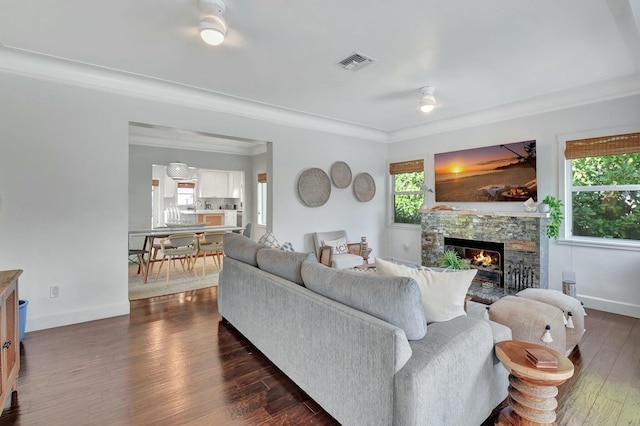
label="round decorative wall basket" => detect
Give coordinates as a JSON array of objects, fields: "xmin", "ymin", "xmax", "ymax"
[
  {"xmin": 298, "ymin": 168, "xmax": 331, "ymax": 207},
  {"xmin": 353, "ymin": 172, "xmax": 376, "ymax": 202},
  {"xmin": 330, "ymin": 161, "xmax": 352, "ymax": 188}
]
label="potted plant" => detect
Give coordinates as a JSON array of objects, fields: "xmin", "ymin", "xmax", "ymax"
[
  {"xmin": 436, "ymin": 249, "xmax": 471, "ymax": 270},
  {"xmin": 540, "ymin": 195, "xmax": 564, "ymax": 239}
]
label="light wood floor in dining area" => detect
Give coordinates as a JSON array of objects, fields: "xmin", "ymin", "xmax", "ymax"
[{"xmin": 1, "ymin": 288, "xmax": 639, "ymax": 426}]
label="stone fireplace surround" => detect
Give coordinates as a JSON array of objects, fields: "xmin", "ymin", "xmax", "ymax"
[{"xmin": 421, "ymin": 209, "xmax": 549, "ymax": 301}]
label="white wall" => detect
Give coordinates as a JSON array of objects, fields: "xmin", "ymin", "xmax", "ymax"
[
  {"xmin": 388, "ymin": 95, "xmax": 640, "ymax": 318},
  {"xmin": 0, "ymin": 70, "xmax": 385, "ymax": 331}
]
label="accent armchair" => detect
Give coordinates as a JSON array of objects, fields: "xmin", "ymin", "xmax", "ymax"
[{"xmin": 313, "ymin": 230, "xmax": 364, "ymax": 269}]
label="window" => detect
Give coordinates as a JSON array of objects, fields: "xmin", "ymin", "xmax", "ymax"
[
  {"xmin": 257, "ymin": 173, "xmax": 267, "ymax": 226},
  {"xmin": 176, "ymin": 182, "xmax": 195, "ymax": 207},
  {"xmin": 390, "ymin": 159, "xmax": 425, "ymax": 224},
  {"xmin": 564, "ymin": 132, "xmax": 640, "ymax": 242}
]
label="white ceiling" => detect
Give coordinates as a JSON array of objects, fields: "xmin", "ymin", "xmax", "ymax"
[{"xmin": 2, "ymin": 0, "xmax": 640, "ymax": 140}]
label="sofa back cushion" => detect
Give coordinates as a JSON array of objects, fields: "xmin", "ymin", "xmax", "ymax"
[
  {"xmin": 301, "ymin": 260, "xmax": 427, "ymax": 340},
  {"xmin": 257, "ymin": 249, "xmax": 317, "ymax": 285},
  {"xmin": 223, "ymin": 232, "xmax": 263, "ymax": 266}
]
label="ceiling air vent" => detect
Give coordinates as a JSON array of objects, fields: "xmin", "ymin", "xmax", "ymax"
[{"xmin": 338, "ymin": 52, "xmax": 376, "ymax": 71}]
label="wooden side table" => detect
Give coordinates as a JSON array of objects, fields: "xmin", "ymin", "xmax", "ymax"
[{"xmin": 495, "ymin": 340, "xmax": 574, "ymax": 425}]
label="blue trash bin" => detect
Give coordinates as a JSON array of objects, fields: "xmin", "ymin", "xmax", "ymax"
[{"xmin": 19, "ymin": 299, "xmax": 28, "ymax": 342}]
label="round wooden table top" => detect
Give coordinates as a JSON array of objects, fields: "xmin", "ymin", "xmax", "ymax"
[{"xmin": 495, "ymin": 340, "xmax": 574, "ymax": 382}]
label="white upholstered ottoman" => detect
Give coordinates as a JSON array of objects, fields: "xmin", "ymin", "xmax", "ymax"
[
  {"xmin": 516, "ymin": 288, "xmax": 585, "ymax": 354},
  {"xmin": 488, "ymin": 295, "xmax": 567, "ymax": 355}
]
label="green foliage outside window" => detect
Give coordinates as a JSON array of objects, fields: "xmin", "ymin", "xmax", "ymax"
[
  {"xmin": 394, "ymin": 171, "xmax": 424, "ymax": 224},
  {"xmin": 571, "ymin": 153, "xmax": 640, "ymax": 240}
]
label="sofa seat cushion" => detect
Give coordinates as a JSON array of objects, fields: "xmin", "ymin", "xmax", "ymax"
[
  {"xmin": 257, "ymin": 248, "xmax": 316, "ymax": 285},
  {"xmin": 301, "ymin": 260, "xmax": 427, "ymax": 340},
  {"xmin": 375, "ymin": 258, "xmax": 476, "ymax": 323},
  {"xmin": 223, "ymin": 232, "xmax": 263, "ymax": 266}
]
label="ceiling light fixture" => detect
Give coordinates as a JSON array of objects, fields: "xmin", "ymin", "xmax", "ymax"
[
  {"xmin": 419, "ymin": 86, "xmax": 436, "ymax": 113},
  {"xmin": 167, "ymin": 162, "xmax": 190, "ymax": 180},
  {"xmin": 199, "ymin": 0, "xmax": 227, "ymax": 46}
]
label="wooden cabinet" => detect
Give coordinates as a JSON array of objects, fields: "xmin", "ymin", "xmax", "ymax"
[
  {"xmin": 197, "ymin": 213, "xmax": 223, "ymax": 226},
  {"xmin": 0, "ymin": 270, "xmax": 20, "ymax": 412}
]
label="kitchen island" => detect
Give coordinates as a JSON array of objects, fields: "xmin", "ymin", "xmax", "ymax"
[{"xmin": 179, "ymin": 209, "xmax": 238, "ymax": 226}]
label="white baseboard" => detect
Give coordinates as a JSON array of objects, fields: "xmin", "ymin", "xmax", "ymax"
[
  {"xmin": 26, "ymin": 301, "xmax": 130, "ymax": 332},
  {"xmin": 578, "ymin": 294, "xmax": 640, "ymax": 319}
]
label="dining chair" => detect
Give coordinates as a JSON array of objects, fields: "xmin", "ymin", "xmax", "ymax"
[
  {"xmin": 155, "ymin": 234, "xmax": 199, "ymax": 283},
  {"xmin": 128, "ymin": 248, "xmax": 149, "ymax": 277},
  {"xmin": 198, "ymin": 232, "xmax": 225, "ymax": 275},
  {"xmin": 243, "ymin": 223, "xmax": 253, "ymax": 239}
]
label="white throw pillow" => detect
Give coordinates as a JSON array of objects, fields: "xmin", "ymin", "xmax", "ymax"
[
  {"xmin": 322, "ymin": 237, "xmax": 348, "ymax": 254},
  {"xmin": 258, "ymin": 230, "xmax": 280, "ymax": 248},
  {"xmin": 375, "ymin": 257, "xmax": 477, "ymax": 323}
]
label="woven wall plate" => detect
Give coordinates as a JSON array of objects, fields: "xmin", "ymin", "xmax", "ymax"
[
  {"xmin": 330, "ymin": 161, "xmax": 352, "ymax": 188},
  {"xmin": 353, "ymin": 172, "xmax": 376, "ymax": 202},
  {"xmin": 298, "ymin": 168, "xmax": 331, "ymax": 207}
]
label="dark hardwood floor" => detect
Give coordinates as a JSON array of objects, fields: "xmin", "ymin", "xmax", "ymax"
[{"xmin": 1, "ymin": 287, "xmax": 639, "ymax": 425}]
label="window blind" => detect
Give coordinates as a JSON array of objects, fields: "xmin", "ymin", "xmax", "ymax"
[
  {"xmin": 257, "ymin": 173, "xmax": 267, "ymax": 183},
  {"xmin": 177, "ymin": 182, "xmax": 195, "ymax": 188},
  {"xmin": 389, "ymin": 159, "xmax": 424, "ymax": 175},
  {"xmin": 565, "ymin": 132, "xmax": 640, "ymax": 159}
]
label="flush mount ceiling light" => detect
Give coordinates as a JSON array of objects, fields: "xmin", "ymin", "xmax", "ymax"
[
  {"xmin": 199, "ymin": 0, "xmax": 227, "ymax": 46},
  {"xmin": 167, "ymin": 162, "xmax": 190, "ymax": 180},
  {"xmin": 419, "ymin": 86, "xmax": 436, "ymax": 113}
]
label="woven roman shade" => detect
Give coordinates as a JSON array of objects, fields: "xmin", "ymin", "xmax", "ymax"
[
  {"xmin": 152, "ymin": 179, "xmax": 159, "ymax": 187},
  {"xmin": 177, "ymin": 182, "xmax": 195, "ymax": 188},
  {"xmin": 257, "ymin": 173, "xmax": 267, "ymax": 183},
  {"xmin": 389, "ymin": 159, "xmax": 424, "ymax": 175},
  {"xmin": 565, "ymin": 132, "xmax": 640, "ymax": 159}
]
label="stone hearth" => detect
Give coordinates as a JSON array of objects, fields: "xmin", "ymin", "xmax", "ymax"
[{"xmin": 421, "ymin": 210, "xmax": 549, "ymax": 302}]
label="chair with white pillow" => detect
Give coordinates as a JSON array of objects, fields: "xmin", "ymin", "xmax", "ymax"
[{"xmin": 313, "ymin": 230, "xmax": 364, "ymax": 269}]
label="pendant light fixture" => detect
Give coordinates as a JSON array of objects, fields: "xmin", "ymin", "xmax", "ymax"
[
  {"xmin": 199, "ymin": 0, "xmax": 227, "ymax": 46},
  {"xmin": 419, "ymin": 86, "xmax": 436, "ymax": 113},
  {"xmin": 167, "ymin": 162, "xmax": 190, "ymax": 180}
]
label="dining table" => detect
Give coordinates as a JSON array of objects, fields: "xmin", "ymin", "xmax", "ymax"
[{"xmin": 129, "ymin": 224, "xmax": 244, "ymax": 283}]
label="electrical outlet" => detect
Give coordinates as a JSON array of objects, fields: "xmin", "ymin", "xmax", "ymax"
[{"xmin": 49, "ymin": 285, "xmax": 59, "ymax": 298}]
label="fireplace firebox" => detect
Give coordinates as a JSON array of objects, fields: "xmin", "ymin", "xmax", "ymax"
[{"xmin": 444, "ymin": 237, "xmax": 504, "ymax": 288}]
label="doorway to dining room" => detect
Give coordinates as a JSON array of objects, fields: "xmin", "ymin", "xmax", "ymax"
[{"xmin": 128, "ymin": 122, "xmax": 270, "ymax": 300}]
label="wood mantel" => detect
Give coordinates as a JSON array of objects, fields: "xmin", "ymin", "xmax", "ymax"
[{"xmin": 418, "ymin": 208, "xmax": 549, "ymax": 219}]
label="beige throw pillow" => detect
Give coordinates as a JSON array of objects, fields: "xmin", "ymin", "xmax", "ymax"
[{"xmin": 375, "ymin": 257, "xmax": 477, "ymax": 323}]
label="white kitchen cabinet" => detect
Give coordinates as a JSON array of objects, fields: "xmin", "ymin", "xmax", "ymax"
[
  {"xmin": 164, "ymin": 170, "xmax": 176, "ymax": 197},
  {"xmin": 228, "ymin": 171, "xmax": 243, "ymax": 198},
  {"xmin": 198, "ymin": 170, "xmax": 229, "ymax": 198},
  {"xmin": 224, "ymin": 211, "xmax": 237, "ymax": 226}
]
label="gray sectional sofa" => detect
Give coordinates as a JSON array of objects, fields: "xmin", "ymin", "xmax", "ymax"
[{"xmin": 218, "ymin": 233, "xmax": 511, "ymax": 426}]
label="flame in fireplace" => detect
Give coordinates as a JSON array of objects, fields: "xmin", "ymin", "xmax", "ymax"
[{"xmin": 473, "ymin": 251, "xmax": 494, "ymax": 267}]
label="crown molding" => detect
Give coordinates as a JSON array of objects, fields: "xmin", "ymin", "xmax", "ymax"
[
  {"xmin": 389, "ymin": 72, "xmax": 640, "ymax": 142},
  {"xmin": 0, "ymin": 47, "xmax": 388, "ymax": 143},
  {"xmin": 2, "ymin": 47, "xmax": 639, "ymax": 146}
]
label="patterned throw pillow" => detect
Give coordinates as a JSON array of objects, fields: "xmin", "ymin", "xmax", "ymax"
[
  {"xmin": 279, "ymin": 242, "xmax": 295, "ymax": 252},
  {"xmin": 258, "ymin": 230, "xmax": 280, "ymax": 248},
  {"xmin": 323, "ymin": 237, "xmax": 348, "ymax": 254}
]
